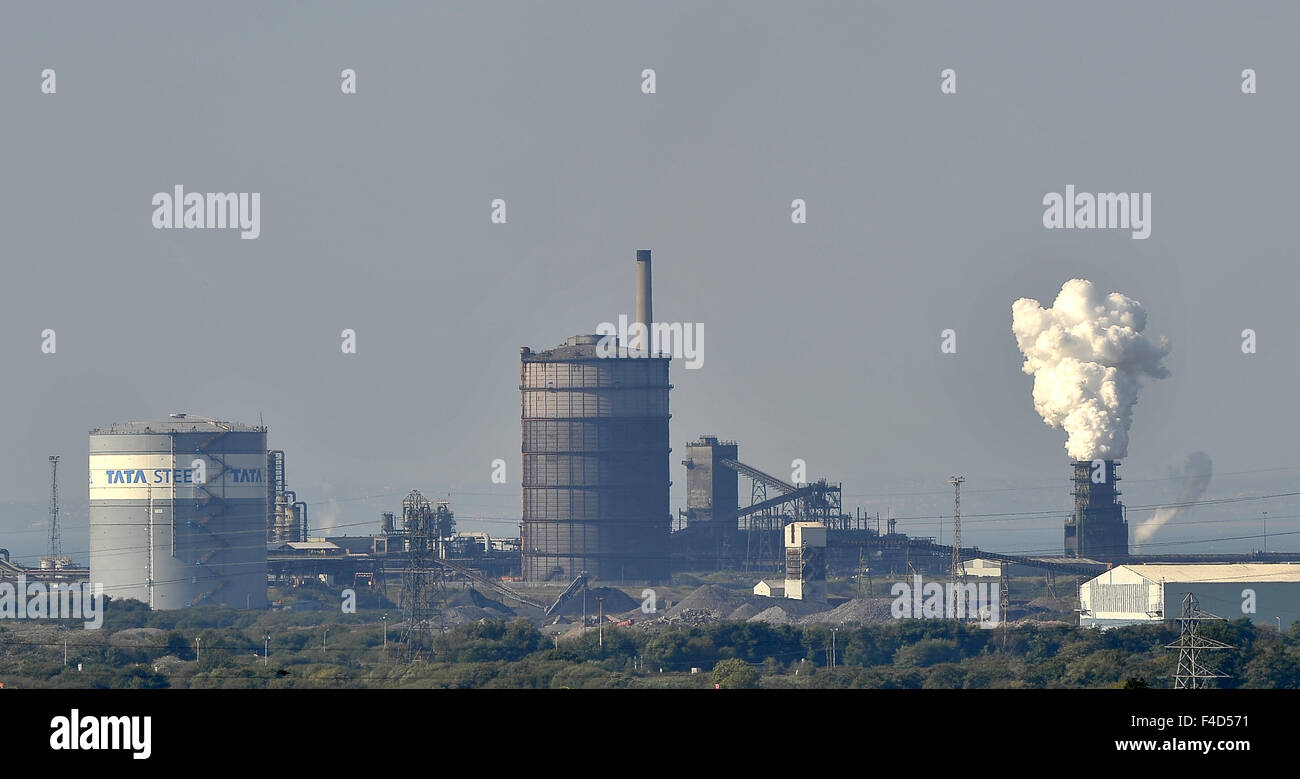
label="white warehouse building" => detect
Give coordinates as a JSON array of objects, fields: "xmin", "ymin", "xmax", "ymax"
[{"xmin": 1079, "ymin": 563, "xmax": 1300, "ymax": 630}]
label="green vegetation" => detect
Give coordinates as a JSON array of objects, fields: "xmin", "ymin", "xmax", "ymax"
[
  {"xmin": 2, "ymin": 591, "xmax": 1298, "ymax": 689},
  {"xmin": 711, "ymin": 658, "xmax": 760, "ymax": 689}
]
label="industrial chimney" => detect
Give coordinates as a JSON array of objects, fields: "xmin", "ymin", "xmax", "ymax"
[
  {"xmin": 633, "ymin": 249, "xmax": 652, "ymax": 355},
  {"xmin": 1064, "ymin": 459, "xmax": 1129, "ymax": 559}
]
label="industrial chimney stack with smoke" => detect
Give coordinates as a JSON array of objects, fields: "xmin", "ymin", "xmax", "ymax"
[
  {"xmin": 1012, "ymin": 279, "xmax": 1169, "ymax": 559},
  {"xmin": 1064, "ymin": 460, "xmax": 1128, "ymax": 559}
]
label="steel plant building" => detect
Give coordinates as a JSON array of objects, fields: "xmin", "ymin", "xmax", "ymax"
[
  {"xmin": 89, "ymin": 414, "xmax": 269, "ymax": 609},
  {"xmin": 519, "ymin": 334, "xmax": 671, "ymax": 583},
  {"xmin": 519, "ymin": 250, "xmax": 671, "ymax": 583},
  {"xmin": 1079, "ymin": 563, "xmax": 1300, "ymax": 629}
]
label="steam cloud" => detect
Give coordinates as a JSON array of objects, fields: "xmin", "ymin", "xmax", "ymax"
[
  {"xmin": 1134, "ymin": 452, "xmax": 1213, "ymax": 547},
  {"xmin": 315, "ymin": 497, "xmax": 342, "ymax": 535},
  {"xmin": 1012, "ymin": 279, "xmax": 1170, "ymax": 460}
]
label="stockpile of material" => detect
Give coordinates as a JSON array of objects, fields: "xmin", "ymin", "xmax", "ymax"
[
  {"xmin": 747, "ymin": 606, "xmax": 794, "ymax": 625},
  {"xmin": 551, "ymin": 586, "xmax": 639, "ymax": 617},
  {"xmin": 728, "ymin": 603, "xmax": 759, "ymax": 621},
  {"xmin": 664, "ymin": 585, "xmax": 754, "ymax": 620},
  {"xmin": 439, "ymin": 588, "xmax": 517, "ymax": 625},
  {"xmin": 799, "ymin": 598, "xmax": 894, "ymax": 625}
]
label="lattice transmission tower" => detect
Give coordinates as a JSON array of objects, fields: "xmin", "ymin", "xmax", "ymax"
[
  {"xmin": 950, "ymin": 476, "xmax": 965, "ymax": 582},
  {"xmin": 398, "ymin": 490, "xmax": 443, "ymax": 661},
  {"xmin": 1165, "ymin": 592, "xmax": 1231, "ymax": 689}
]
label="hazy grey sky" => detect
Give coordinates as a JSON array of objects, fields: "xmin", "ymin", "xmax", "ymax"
[{"xmin": 2, "ymin": 1, "xmax": 1297, "ymax": 563}]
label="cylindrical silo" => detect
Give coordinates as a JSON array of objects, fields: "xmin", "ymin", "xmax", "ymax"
[
  {"xmin": 89, "ymin": 414, "xmax": 269, "ymax": 609},
  {"xmin": 520, "ymin": 335, "xmax": 671, "ymax": 583}
]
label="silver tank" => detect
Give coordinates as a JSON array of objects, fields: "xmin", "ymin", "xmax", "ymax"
[{"xmin": 89, "ymin": 414, "xmax": 269, "ymax": 609}]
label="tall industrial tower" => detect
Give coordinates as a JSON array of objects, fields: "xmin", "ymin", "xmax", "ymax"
[
  {"xmin": 1166, "ymin": 593, "xmax": 1231, "ymax": 689},
  {"xmin": 399, "ymin": 490, "xmax": 442, "ymax": 660},
  {"xmin": 48, "ymin": 455, "xmax": 60, "ymax": 558},
  {"xmin": 1064, "ymin": 460, "xmax": 1128, "ymax": 558},
  {"xmin": 950, "ymin": 475, "xmax": 964, "ymax": 582}
]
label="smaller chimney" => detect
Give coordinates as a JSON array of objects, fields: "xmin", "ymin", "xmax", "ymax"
[{"xmin": 633, "ymin": 249, "xmax": 653, "ymax": 354}]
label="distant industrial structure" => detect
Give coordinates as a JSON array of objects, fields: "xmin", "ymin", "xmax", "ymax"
[
  {"xmin": 266, "ymin": 449, "xmax": 307, "ymax": 544},
  {"xmin": 271, "ymin": 493, "xmax": 522, "ymax": 590},
  {"xmin": 1079, "ymin": 563, "xmax": 1300, "ymax": 630},
  {"xmin": 676, "ymin": 435, "xmax": 867, "ymax": 572},
  {"xmin": 783, "ymin": 522, "xmax": 827, "ymax": 602},
  {"xmin": 1065, "ymin": 459, "xmax": 1129, "ymax": 558},
  {"xmin": 2, "ymin": 252, "xmax": 1296, "ymax": 629},
  {"xmin": 519, "ymin": 249, "xmax": 671, "ymax": 583},
  {"xmin": 36, "ymin": 454, "xmax": 75, "ymax": 572},
  {"xmin": 89, "ymin": 414, "xmax": 270, "ymax": 609},
  {"xmin": 681, "ymin": 436, "xmax": 738, "ymax": 563}
]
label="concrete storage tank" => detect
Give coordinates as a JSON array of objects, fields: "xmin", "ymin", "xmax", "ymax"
[
  {"xmin": 520, "ymin": 333, "xmax": 671, "ymax": 583},
  {"xmin": 89, "ymin": 414, "xmax": 269, "ymax": 609}
]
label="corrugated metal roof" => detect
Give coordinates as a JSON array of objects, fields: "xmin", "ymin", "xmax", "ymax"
[{"xmin": 1123, "ymin": 563, "xmax": 1300, "ymax": 583}]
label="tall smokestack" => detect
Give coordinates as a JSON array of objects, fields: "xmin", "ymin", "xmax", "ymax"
[
  {"xmin": 634, "ymin": 249, "xmax": 653, "ymax": 354},
  {"xmin": 1065, "ymin": 459, "xmax": 1128, "ymax": 559}
]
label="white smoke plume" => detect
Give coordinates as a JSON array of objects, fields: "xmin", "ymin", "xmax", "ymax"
[
  {"xmin": 314, "ymin": 497, "xmax": 342, "ymax": 536},
  {"xmin": 1012, "ymin": 279, "xmax": 1170, "ymax": 460},
  {"xmin": 1134, "ymin": 452, "xmax": 1212, "ymax": 548}
]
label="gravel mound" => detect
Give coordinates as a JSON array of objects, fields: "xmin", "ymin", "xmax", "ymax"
[
  {"xmin": 549, "ymin": 586, "xmax": 639, "ymax": 616},
  {"xmin": 748, "ymin": 606, "xmax": 793, "ymax": 625},
  {"xmin": 437, "ymin": 588, "xmax": 521, "ymax": 625},
  {"xmin": 799, "ymin": 598, "xmax": 894, "ymax": 625},
  {"xmin": 440, "ymin": 606, "xmax": 496, "ymax": 626},
  {"xmin": 728, "ymin": 603, "xmax": 759, "ymax": 621},
  {"xmin": 589, "ymin": 587, "xmax": 639, "ymax": 611},
  {"xmin": 666, "ymin": 585, "xmax": 753, "ymax": 619},
  {"xmin": 444, "ymin": 588, "xmax": 516, "ymax": 616}
]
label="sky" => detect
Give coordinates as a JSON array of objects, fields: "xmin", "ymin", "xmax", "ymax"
[{"xmin": 1, "ymin": 1, "xmax": 1297, "ymax": 565}]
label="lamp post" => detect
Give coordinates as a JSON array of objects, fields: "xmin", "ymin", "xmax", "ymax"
[
  {"xmin": 264, "ymin": 634, "xmax": 270, "ymax": 666},
  {"xmin": 830, "ymin": 628, "xmax": 838, "ymax": 669}
]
